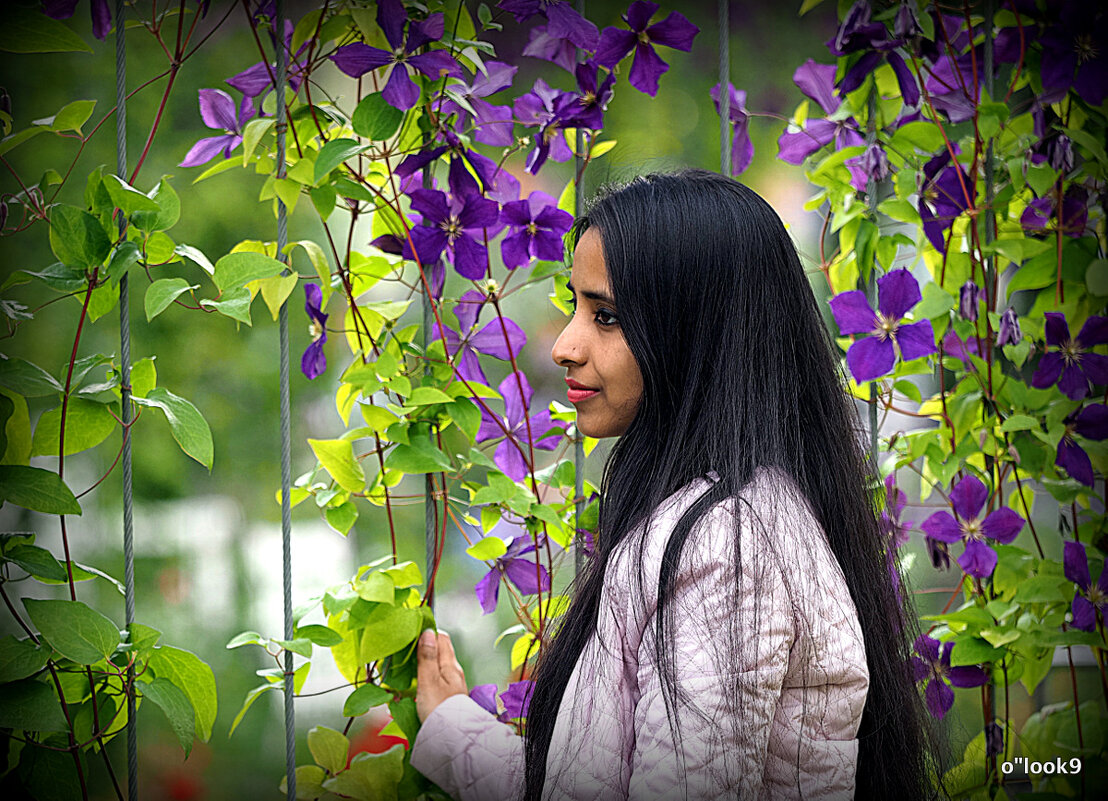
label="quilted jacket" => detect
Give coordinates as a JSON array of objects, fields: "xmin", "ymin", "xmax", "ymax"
[{"xmin": 410, "ymin": 470, "xmax": 869, "ymax": 800}]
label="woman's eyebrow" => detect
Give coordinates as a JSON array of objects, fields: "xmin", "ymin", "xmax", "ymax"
[{"xmin": 566, "ymin": 281, "xmax": 616, "ymax": 306}]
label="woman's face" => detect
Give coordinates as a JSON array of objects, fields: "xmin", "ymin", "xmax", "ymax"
[{"xmin": 551, "ymin": 228, "xmax": 644, "ymax": 438}]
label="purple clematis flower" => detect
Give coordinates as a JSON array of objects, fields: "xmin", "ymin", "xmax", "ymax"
[
  {"xmin": 920, "ymin": 475, "xmax": 1025, "ymax": 579},
  {"xmin": 329, "ymin": 0, "xmax": 462, "ymax": 111},
  {"xmin": 179, "ymin": 89, "xmax": 255, "ymax": 168},
  {"xmin": 226, "ymin": 21, "xmax": 307, "ymax": 104},
  {"xmin": 1039, "ymin": 4, "xmax": 1108, "ymax": 106},
  {"xmin": 918, "ymin": 149, "xmax": 975, "ymax": 253},
  {"xmin": 594, "ymin": 1, "xmax": 699, "ymax": 97},
  {"xmin": 1030, "ymin": 312, "xmax": 1108, "ymax": 401},
  {"xmin": 1021, "ymin": 186, "xmax": 1089, "ymax": 238},
  {"xmin": 301, "ymin": 283, "xmax": 327, "ymax": 379},
  {"xmin": 555, "ymin": 60, "xmax": 616, "ymax": 131},
  {"xmin": 432, "ymin": 314, "xmax": 527, "ymax": 387},
  {"xmin": 777, "ymin": 59, "xmax": 864, "ymax": 165},
  {"xmin": 711, "ymin": 83, "xmax": 753, "ymax": 176},
  {"xmin": 474, "ymin": 533, "xmax": 551, "ymax": 614},
  {"xmin": 1055, "ymin": 403, "xmax": 1108, "ymax": 487},
  {"xmin": 523, "ymin": 24, "xmax": 578, "ymax": 72},
  {"xmin": 470, "ymin": 680, "xmax": 534, "ymax": 721},
  {"xmin": 500, "ymin": 191, "xmax": 574, "ymax": 270},
  {"xmin": 477, "ymin": 372, "xmax": 563, "ymax": 481},
  {"xmin": 402, "ymin": 170, "xmax": 500, "ymax": 280},
  {"xmin": 997, "ymin": 307, "xmax": 1022, "ymax": 347},
  {"xmin": 911, "ymin": 634, "xmax": 989, "ymax": 719},
  {"xmin": 441, "ymin": 62, "xmax": 518, "ymax": 147},
  {"xmin": 826, "ymin": 0, "xmax": 919, "ymax": 107},
  {"xmin": 829, "ymin": 269, "xmax": 938, "ymax": 383},
  {"xmin": 498, "ymin": 0, "xmax": 598, "ymax": 50},
  {"xmin": 1064, "ymin": 540, "xmax": 1108, "ymax": 632},
  {"xmin": 942, "ymin": 329, "xmax": 979, "ymax": 370},
  {"xmin": 514, "ymin": 79, "xmax": 577, "ymax": 174},
  {"xmin": 959, "ymin": 281, "xmax": 980, "ymax": 322}
]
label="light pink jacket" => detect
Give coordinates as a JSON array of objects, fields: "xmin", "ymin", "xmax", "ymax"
[{"xmin": 411, "ymin": 471, "xmax": 869, "ymax": 800}]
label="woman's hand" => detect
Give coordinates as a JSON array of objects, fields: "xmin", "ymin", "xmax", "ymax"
[{"xmin": 416, "ymin": 629, "xmax": 468, "ymax": 723}]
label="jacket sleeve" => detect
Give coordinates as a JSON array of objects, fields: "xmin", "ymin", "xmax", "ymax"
[
  {"xmin": 627, "ymin": 500, "xmax": 797, "ymax": 800},
  {"xmin": 409, "ymin": 694, "xmax": 524, "ymax": 801}
]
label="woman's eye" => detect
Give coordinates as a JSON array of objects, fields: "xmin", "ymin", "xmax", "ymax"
[{"xmin": 595, "ymin": 308, "xmax": 619, "ymax": 327}]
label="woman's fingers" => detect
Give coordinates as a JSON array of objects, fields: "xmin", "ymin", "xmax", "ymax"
[
  {"xmin": 416, "ymin": 629, "xmax": 439, "ymax": 685},
  {"xmin": 415, "ymin": 630, "xmax": 468, "ymax": 723},
  {"xmin": 436, "ymin": 631, "xmax": 465, "ymax": 682}
]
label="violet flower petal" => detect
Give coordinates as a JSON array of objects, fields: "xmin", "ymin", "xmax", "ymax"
[
  {"xmin": 646, "ymin": 11, "xmax": 698, "ymax": 51},
  {"xmin": 846, "ymin": 336, "xmax": 896, "ymax": 382},
  {"xmin": 179, "ymin": 135, "xmax": 236, "ymax": 168},
  {"xmin": 958, "ymin": 539, "xmax": 998, "ymax": 578},
  {"xmin": 330, "ymin": 43, "xmax": 393, "ymax": 78},
  {"xmin": 877, "ymin": 268, "xmax": 922, "ymax": 320},
  {"xmin": 1031, "ymin": 352, "xmax": 1065, "ymax": 390},
  {"xmin": 495, "ymin": 437, "xmax": 529, "ymax": 481},
  {"xmin": 896, "ymin": 320, "xmax": 937, "ymax": 362},
  {"xmin": 1071, "ymin": 594, "xmax": 1097, "ymax": 631},
  {"xmin": 947, "ymin": 665, "xmax": 990, "ymax": 688},
  {"xmin": 1057, "ymin": 437, "xmax": 1095, "ymax": 487},
  {"xmin": 475, "ymin": 568, "xmax": 500, "ymax": 614},
  {"xmin": 828, "ymin": 290, "xmax": 876, "ymax": 334},
  {"xmin": 925, "ymin": 677, "xmax": 954, "ymax": 719},
  {"xmin": 920, "ymin": 511, "xmax": 963, "ymax": 544},
  {"xmin": 949, "ymin": 475, "xmax": 987, "ymax": 521},
  {"xmin": 469, "ymin": 683, "xmax": 499, "ymax": 715},
  {"xmin": 1064, "ymin": 540, "xmax": 1092, "ymax": 589},
  {"xmin": 981, "ymin": 508, "xmax": 1024, "ymax": 545},
  {"xmin": 470, "ymin": 319, "xmax": 527, "ymax": 360},
  {"xmin": 1075, "ymin": 404, "xmax": 1108, "ymax": 440},
  {"xmin": 793, "ymin": 59, "xmax": 839, "ymax": 115},
  {"xmin": 628, "ymin": 41, "xmax": 669, "ymax": 97},
  {"xmin": 1044, "ymin": 312, "xmax": 1070, "ymax": 347},
  {"xmin": 1057, "ymin": 362, "xmax": 1089, "ymax": 401}
]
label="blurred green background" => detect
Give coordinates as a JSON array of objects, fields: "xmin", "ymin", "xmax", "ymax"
[{"xmin": 1, "ymin": 1, "xmax": 1099, "ymax": 798}]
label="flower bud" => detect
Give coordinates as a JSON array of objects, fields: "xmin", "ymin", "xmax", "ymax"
[
  {"xmin": 860, "ymin": 143, "xmax": 891, "ymax": 184},
  {"xmin": 997, "ymin": 307, "xmax": 1022, "ymax": 347},
  {"xmin": 959, "ymin": 281, "xmax": 980, "ymax": 322},
  {"xmin": 894, "ymin": 3, "xmax": 922, "ymax": 40}
]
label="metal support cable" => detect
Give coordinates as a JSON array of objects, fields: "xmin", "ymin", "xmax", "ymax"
[
  {"xmin": 275, "ymin": 0, "xmax": 296, "ymax": 796},
  {"xmin": 114, "ymin": 1, "xmax": 138, "ymax": 797},
  {"xmin": 574, "ymin": 0, "xmax": 586, "ymax": 575},
  {"xmin": 718, "ymin": 0, "xmax": 731, "ymax": 176}
]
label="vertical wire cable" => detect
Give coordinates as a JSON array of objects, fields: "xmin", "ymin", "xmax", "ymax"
[
  {"xmin": 574, "ymin": 0, "xmax": 586, "ymax": 575},
  {"xmin": 718, "ymin": 0, "xmax": 731, "ymax": 176},
  {"xmin": 865, "ymin": 93, "xmax": 879, "ymax": 459},
  {"xmin": 114, "ymin": 1, "xmax": 138, "ymax": 797},
  {"xmin": 275, "ymin": 0, "xmax": 296, "ymax": 796}
]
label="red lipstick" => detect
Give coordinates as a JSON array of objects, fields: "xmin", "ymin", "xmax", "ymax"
[{"xmin": 566, "ymin": 378, "xmax": 599, "ymax": 403}]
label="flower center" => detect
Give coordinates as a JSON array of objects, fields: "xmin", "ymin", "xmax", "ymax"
[
  {"xmin": 1089, "ymin": 586, "xmax": 1105, "ymax": 606},
  {"xmin": 1074, "ymin": 34, "xmax": 1098, "ymax": 65},
  {"xmin": 637, "ymin": 30, "xmax": 651, "ymax": 45},
  {"xmin": 1060, "ymin": 339, "xmax": 1083, "ymax": 366},
  {"xmin": 441, "ymin": 215, "xmax": 462, "ymax": 240},
  {"xmin": 581, "ymin": 91, "xmax": 597, "ymax": 105},
  {"xmin": 308, "ymin": 321, "xmax": 324, "ymax": 341},
  {"xmin": 526, "ymin": 221, "xmax": 538, "ymax": 236},
  {"xmin": 960, "ymin": 517, "xmax": 983, "ymax": 541},
  {"xmin": 543, "ymin": 122, "xmax": 561, "ymax": 143},
  {"xmin": 873, "ymin": 312, "xmax": 900, "ymax": 342}
]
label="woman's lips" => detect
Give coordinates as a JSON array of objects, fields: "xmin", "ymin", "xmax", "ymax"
[{"xmin": 567, "ymin": 388, "xmax": 599, "ymax": 403}]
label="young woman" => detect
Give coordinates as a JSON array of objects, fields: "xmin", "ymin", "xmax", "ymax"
[{"xmin": 411, "ymin": 170, "xmax": 937, "ymax": 800}]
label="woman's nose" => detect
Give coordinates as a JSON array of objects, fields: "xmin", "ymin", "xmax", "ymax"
[{"xmin": 551, "ymin": 317, "xmax": 582, "ymax": 367}]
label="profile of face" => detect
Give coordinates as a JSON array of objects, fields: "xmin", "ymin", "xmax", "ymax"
[{"xmin": 550, "ymin": 228, "xmax": 644, "ymax": 438}]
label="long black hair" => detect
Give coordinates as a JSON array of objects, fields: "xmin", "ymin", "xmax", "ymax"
[{"xmin": 524, "ymin": 170, "xmax": 940, "ymax": 799}]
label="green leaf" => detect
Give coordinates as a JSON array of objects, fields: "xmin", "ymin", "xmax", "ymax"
[
  {"xmin": 3, "ymin": 544, "xmax": 68, "ymax": 582},
  {"xmin": 949, "ymin": 637, "xmax": 1003, "ymax": 667},
  {"xmin": 1013, "ymin": 574, "xmax": 1068, "ymax": 603},
  {"xmin": 322, "ymin": 745, "xmax": 404, "ymax": 801},
  {"xmin": 0, "ymin": 8, "xmax": 92, "ymax": 53},
  {"xmin": 383, "ymin": 561, "xmax": 422, "ymax": 588},
  {"xmin": 0, "ymin": 635, "xmax": 51, "ymax": 683},
  {"xmin": 355, "ymin": 571, "xmax": 395, "ymax": 603},
  {"xmin": 31, "ymin": 398, "xmax": 116, "ymax": 457},
  {"xmin": 279, "ymin": 765, "xmax": 327, "ymax": 800},
  {"xmin": 141, "ymin": 677, "xmax": 196, "ymax": 757},
  {"xmin": 130, "ymin": 357, "xmax": 157, "ymax": 398},
  {"xmin": 352, "ymin": 94, "xmax": 404, "ymax": 141},
  {"xmin": 105, "ymin": 241, "xmax": 142, "ymax": 283},
  {"xmin": 228, "ymin": 683, "xmax": 278, "ymax": 736},
  {"xmin": 132, "ymin": 178, "xmax": 181, "ymax": 232},
  {"xmin": 174, "ymin": 244, "xmax": 215, "ymax": 275},
  {"xmin": 24, "ymin": 599, "xmax": 119, "ymax": 664},
  {"xmin": 0, "ymin": 465, "xmax": 81, "ymax": 515},
  {"xmin": 134, "ymin": 387, "xmax": 214, "ymax": 469},
  {"xmin": 241, "ymin": 117, "xmax": 274, "ymax": 165},
  {"xmin": 343, "ymin": 683, "xmax": 392, "ymax": 717},
  {"xmin": 200, "ymin": 286, "xmax": 253, "ymax": 325},
  {"xmin": 314, "ymin": 138, "xmax": 370, "ymax": 184},
  {"xmin": 49, "ymin": 205, "xmax": 112, "ymax": 270},
  {"xmin": 147, "ymin": 645, "xmax": 217, "ymax": 741},
  {"xmin": 128, "ymin": 622, "xmax": 161, "ymax": 661},
  {"xmin": 407, "ymin": 386, "xmax": 453, "ymax": 406},
  {"xmin": 1000, "ymin": 414, "xmax": 1039, "ymax": 433},
  {"xmin": 274, "ymin": 638, "xmax": 313, "ymax": 657},
  {"xmin": 890, "ymin": 121, "xmax": 945, "ymax": 153},
  {"xmin": 102, "ymin": 174, "xmax": 161, "ymax": 214},
  {"xmin": 914, "ymin": 281, "xmax": 955, "ymax": 320},
  {"xmin": 385, "ymin": 436, "xmax": 452, "ymax": 474},
  {"xmin": 466, "ymin": 536, "xmax": 507, "ymax": 561},
  {"xmin": 307, "ymin": 725, "xmax": 349, "ymax": 775},
  {"xmin": 0, "ymin": 679, "xmax": 68, "ymax": 732},
  {"xmin": 325, "ymin": 500, "xmax": 358, "ymax": 535},
  {"xmin": 295, "ymin": 625, "xmax": 344, "ymax": 647},
  {"xmin": 145, "ymin": 278, "xmax": 197, "ymax": 321},
  {"xmin": 226, "ymin": 631, "xmax": 266, "ymax": 649},
  {"xmin": 249, "ymin": 272, "xmax": 299, "ymax": 322},
  {"xmin": 0, "ymin": 126, "xmax": 48, "ymax": 158},
  {"xmin": 1086, "ymin": 258, "xmax": 1108, "ymax": 297},
  {"xmin": 360, "ymin": 603, "xmax": 422, "ymax": 663},
  {"xmin": 212, "ymin": 251, "xmax": 286, "ymax": 293},
  {"xmin": 50, "ymin": 100, "xmax": 96, "ymax": 134},
  {"xmin": 0, "ymin": 358, "xmax": 63, "ymax": 397},
  {"xmin": 309, "ymin": 438, "xmax": 366, "ymax": 493}
]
